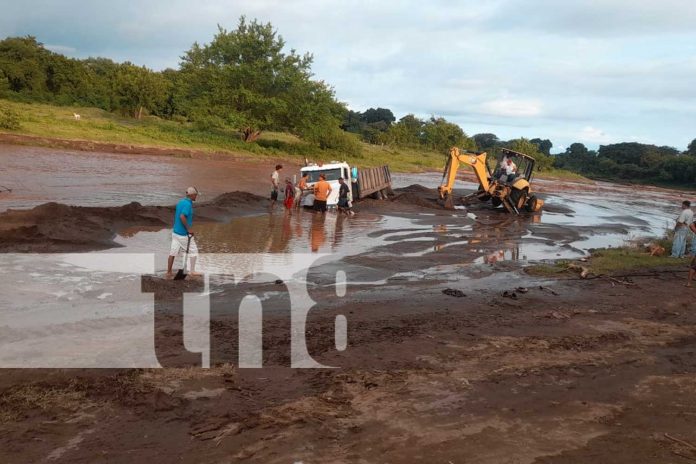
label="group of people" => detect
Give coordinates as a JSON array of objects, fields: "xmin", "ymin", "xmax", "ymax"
[
  {"xmin": 164, "ymin": 185, "xmax": 696, "ymax": 285},
  {"xmin": 164, "ymin": 164, "xmax": 356, "ymax": 278},
  {"xmin": 269, "ymin": 164, "xmax": 353, "ymax": 214},
  {"xmin": 671, "ymin": 200, "xmax": 696, "ymax": 287}
]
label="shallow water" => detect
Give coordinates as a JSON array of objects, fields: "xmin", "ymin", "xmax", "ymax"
[
  {"xmin": 0, "ymin": 144, "xmax": 688, "ymax": 269},
  {"xmin": 2, "ymin": 145, "xmax": 694, "ymax": 366}
]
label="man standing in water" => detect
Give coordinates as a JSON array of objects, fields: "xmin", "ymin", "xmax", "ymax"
[
  {"xmin": 296, "ymin": 172, "xmax": 309, "ymax": 208},
  {"xmin": 671, "ymin": 200, "xmax": 693, "ymax": 258},
  {"xmin": 270, "ymin": 164, "xmax": 283, "ymax": 208},
  {"xmin": 313, "ymin": 173, "xmax": 332, "ymax": 213},
  {"xmin": 167, "ymin": 187, "xmax": 200, "ymax": 278},
  {"xmin": 337, "ymin": 177, "xmax": 354, "ymax": 215}
]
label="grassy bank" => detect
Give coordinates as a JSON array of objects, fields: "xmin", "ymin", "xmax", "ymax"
[
  {"xmin": 0, "ymin": 99, "xmax": 584, "ymax": 177},
  {"xmin": 0, "ymin": 100, "xmax": 450, "ymax": 172},
  {"xmin": 527, "ymin": 245, "xmax": 690, "ymax": 277}
]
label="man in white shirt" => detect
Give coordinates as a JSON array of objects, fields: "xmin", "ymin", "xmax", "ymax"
[
  {"xmin": 270, "ymin": 164, "xmax": 282, "ymax": 208},
  {"xmin": 671, "ymin": 200, "xmax": 694, "ymax": 258},
  {"xmin": 498, "ymin": 156, "xmax": 518, "ymax": 182}
]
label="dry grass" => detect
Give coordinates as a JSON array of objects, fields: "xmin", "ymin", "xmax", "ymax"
[{"xmin": 0, "ymin": 384, "xmax": 91, "ymax": 423}]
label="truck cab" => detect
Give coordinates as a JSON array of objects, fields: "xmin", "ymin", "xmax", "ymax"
[{"xmin": 300, "ymin": 161, "xmax": 354, "ymax": 208}]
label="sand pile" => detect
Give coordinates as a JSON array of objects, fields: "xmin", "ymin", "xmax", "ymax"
[
  {"xmin": 356, "ymin": 184, "xmax": 447, "ymax": 212},
  {"xmin": 0, "ymin": 191, "xmax": 267, "ymax": 252}
]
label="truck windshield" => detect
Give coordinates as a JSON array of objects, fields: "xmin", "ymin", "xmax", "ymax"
[{"xmin": 304, "ymin": 168, "xmax": 342, "ymax": 182}]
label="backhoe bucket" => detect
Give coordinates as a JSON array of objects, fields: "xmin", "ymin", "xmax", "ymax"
[{"xmin": 437, "ymin": 189, "xmax": 456, "ymax": 209}]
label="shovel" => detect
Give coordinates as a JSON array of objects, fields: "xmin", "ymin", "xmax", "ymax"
[{"xmin": 173, "ymin": 234, "xmax": 192, "ymax": 280}]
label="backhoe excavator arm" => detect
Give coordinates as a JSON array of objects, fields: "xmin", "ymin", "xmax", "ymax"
[{"xmin": 438, "ymin": 147, "xmax": 490, "ymax": 202}]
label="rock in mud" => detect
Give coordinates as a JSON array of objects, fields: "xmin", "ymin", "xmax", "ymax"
[{"xmin": 442, "ymin": 288, "xmax": 466, "ymax": 298}]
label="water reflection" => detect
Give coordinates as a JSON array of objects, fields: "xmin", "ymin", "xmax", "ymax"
[
  {"xmin": 310, "ymin": 213, "xmax": 326, "ymax": 252},
  {"xmin": 145, "ymin": 209, "xmax": 380, "ymax": 257}
]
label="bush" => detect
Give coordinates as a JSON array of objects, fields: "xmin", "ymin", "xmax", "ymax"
[
  {"xmin": 302, "ymin": 126, "xmax": 362, "ymax": 156},
  {"xmin": 192, "ymin": 114, "xmax": 227, "ymax": 131},
  {"xmin": 171, "ymin": 114, "xmax": 188, "ymax": 124},
  {"xmin": 0, "ymin": 102, "xmax": 21, "ymax": 130}
]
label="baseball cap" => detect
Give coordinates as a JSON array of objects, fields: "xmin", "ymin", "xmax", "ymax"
[{"xmin": 186, "ymin": 186, "xmax": 199, "ymax": 195}]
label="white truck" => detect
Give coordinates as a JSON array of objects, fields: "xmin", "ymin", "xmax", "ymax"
[{"xmin": 299, "ymin": 161, "xmax": 392, "ymax": 208}]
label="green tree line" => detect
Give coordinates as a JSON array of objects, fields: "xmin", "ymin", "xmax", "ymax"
[
  {"xmin": 1, "ymin": 17, "xmax": 694, "ymax": 183},
  {"xmin": 553, "ymin": 141, "xmax": 696, "ymax": 185},
  {"xmin": 0, "ymin": 17, "xmax": 356, "ymax": 152}
]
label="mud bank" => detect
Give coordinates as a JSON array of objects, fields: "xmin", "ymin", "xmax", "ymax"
[
  {"xmin": 2, "ymin": 172, "xmax": 695, "ymax": 463},
  {"xmin": 0, "ymin": 185, "xmax": 461, "ymax": 253},
  {"xmin": 0, "ymin": 133, "xmax": 253, "ymax": 161},
  {"xmin": 2, "ymin": 271, "xmax": 696, "ymax": 463},
  {"xmin": 0, "ymin": 191, "xmax": 267, "ymax": 252}
]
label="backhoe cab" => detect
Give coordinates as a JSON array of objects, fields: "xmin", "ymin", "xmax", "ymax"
[{"xmin": 437, "ymin": 147, "xmax": 543, "ymax": 214}]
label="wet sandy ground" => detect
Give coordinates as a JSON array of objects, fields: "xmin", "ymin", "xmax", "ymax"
[
  {"xmin": 1, "ymin": 144, "xmax": 696, "ymax": 463},
  {"xmin": 2, "ymin": 273, "xmax": 695, "ymax": 463}
]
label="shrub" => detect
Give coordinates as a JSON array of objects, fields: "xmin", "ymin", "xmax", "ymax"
[
  {"xmin": 0, "ymin": 102, "xmax": 21, "ymax": 130},
  {"xmin": 302, "ymin": 126, "xmax": 362, "ymax": 156},
  {"xmin": 171, "ymin": 114, "xmax": 188, "ymax": 124},
  {"xmin": 192, "ymin": 114, "xmax": 226, "ymax": 132}
]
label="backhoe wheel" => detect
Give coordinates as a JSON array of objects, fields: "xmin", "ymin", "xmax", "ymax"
[
  {"xmin": 525, "ymin": 195, "xmax": 538, "ymax": 212},
  {"xmin": 491, "ymin": 197, "xmax": 502, "ymax": 208},
  {"xmin": 510, "ymin": 187, "xmax": 528, "ymax": 210},
  {"xmin": 477, "ymin": 184, "xmax": 491, "ymax": 202}
]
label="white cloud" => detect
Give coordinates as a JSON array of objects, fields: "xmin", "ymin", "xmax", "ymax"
[
  {"xmin": 490, "ymin": 0, "xmax": 696, "ymax": 37},
  {"xmin": 577, "ymin": 126, "xmax": 614, "ymax": 144},
  {"xmin": 480, "ymin": 99, "xmax": 543, "ymax": 118}
]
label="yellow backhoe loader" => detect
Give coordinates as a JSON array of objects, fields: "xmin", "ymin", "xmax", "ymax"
[{"xmin": 437, "ymin": 147, "xmax": 544, "ymax": 214}]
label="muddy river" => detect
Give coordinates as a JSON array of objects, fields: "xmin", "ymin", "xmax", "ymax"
[{"xmin": 0, "ymin": 144, "xmax": 693, "ymax": 367}]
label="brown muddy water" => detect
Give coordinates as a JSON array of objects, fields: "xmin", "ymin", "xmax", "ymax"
[
  {"xmin": 0, "ymin": 144, "xmax": 694, "ymax": 367},
  {"xmin": 0, "ymin": 144, "xmax": 284, "ymax": 210},
  {"xmin": 0, "ymin": 144, "xmax": 690, "ymax": 262}
]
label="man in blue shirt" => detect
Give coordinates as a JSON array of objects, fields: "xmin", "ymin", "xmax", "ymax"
[{"xmin": 167, "ymin": 187, "xmax": 200, "ymax": 278}]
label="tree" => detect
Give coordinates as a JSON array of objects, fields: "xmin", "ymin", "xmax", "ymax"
[
  {"xmin": 360, "ymin": 107, "xmax": 395, "ymax": 126},
  {"xmin": 597, "ymin": 143, "xmax": 679, "ymax": 179},
  {"xmin": 421, "ymin": 117, "xmax": 475, "ymax": 153},
  {"xmin": 687, "ymin": 138, "xmax": 696, "ymax": 156},
  {"xmin": 553, "ymin": 142, "xmax": 596, "ymax": 172},
  {"xmin": 341, "ymin": 110, "xmax": 363, "ymax": 133},
  {"xmin": 473, "ymin": 133, "xmax": 499, "ymax": 152},
  {"xmin": 661, "ymin": 156, "xmax": 696, "ymax": 183},
  {"xmin": 505, "ymin": 138, "xmax": 553, "ymax": 171},
  {"xmin": 530, "ymin": 138, "xmax": 553, "ymax": 155},
  {"xmin": 384, "ymin": 114, "xmax": 424, "ymax": 147},
  {"xmin": 178, "ymin": 17, "xmax": 345, "ymax": 141},
  {"xmin": 0, "ymin": 36, "xmax": 48, "ymax": 96},
  {"xmin": 341, "ymin": 107, "xmax": 395, "ymax": 144},
  {"xmin": 113, "ymin": 63, "xmax": 169, "ymax": 119}
]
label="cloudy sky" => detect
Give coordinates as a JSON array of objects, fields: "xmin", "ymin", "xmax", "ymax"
[{"xmin": 2, "ymin": 0, "xmax": 695, "ymax": 152}]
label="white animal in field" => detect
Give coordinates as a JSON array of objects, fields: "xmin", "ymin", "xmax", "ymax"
[{"xmin": 73, "ymin": 113, "xmax": 81, "ymax": 121}]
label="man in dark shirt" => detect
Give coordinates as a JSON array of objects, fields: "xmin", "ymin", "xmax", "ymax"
[{"xmin": 337, "ymin": 177, "xmax": 353, "ymax": 215}]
